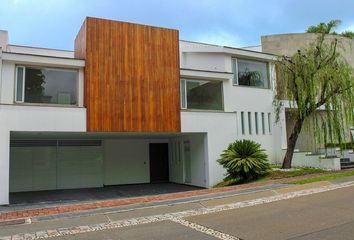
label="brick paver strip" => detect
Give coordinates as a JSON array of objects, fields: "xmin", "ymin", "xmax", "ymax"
[{"xmin": 0, "ymin": 172, "xmax": 336, "ymax": 221}]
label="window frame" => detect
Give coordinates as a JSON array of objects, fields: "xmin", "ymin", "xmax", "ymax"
[
  {"xmin": 180, "ymin": 78, "xmax": 224, "ymax": 111},
  {"xmin": 14, "ymin": 66, "xmax": 26, "ymax": 103},
  {"xmin": 180, "ymin": 79, "xmax": 187, "ymax": 109},
  {"xmin": 232, "ymin": 57, "xmax": 270, "ymax": 89},
  {"xmin": 14, "ymin": 65, "xmax": 80, "ymax": 107}
]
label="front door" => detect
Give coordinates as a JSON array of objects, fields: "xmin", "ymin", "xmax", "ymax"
[{"xmin": 149, "ymin": 143, "xmax": 169, "ymax": 183}]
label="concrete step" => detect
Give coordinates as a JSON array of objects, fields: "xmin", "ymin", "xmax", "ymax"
[
  {"xmin": 340, "ymin": 163, "xmax": 354, "ymax": 169},
  {"xmin": 340, "ymin": 158, "xmax": 351, "ymax": 163},
  {"xmin": 340, "ymin": 161, "xmax": 354, "ymax": 166}
]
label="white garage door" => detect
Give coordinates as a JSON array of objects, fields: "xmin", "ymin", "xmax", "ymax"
[{"xmin": 10, "ymin": 140, "xmax": 103, "ymax": 192}]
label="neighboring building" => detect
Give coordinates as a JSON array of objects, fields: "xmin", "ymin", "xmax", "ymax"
[
  {"xmin": 261, "ymin": 33, "xmax": 354, "ymax": 152},
  {"xmin": 0, "ymin": 17, "xmax": 285, "ymax": 205}
]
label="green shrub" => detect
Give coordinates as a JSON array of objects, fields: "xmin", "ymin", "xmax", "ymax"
[{"xmin": 218, "ymin": 139, "xmax": 271, "ymax": 183}]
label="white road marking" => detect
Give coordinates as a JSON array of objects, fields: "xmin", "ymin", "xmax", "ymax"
[
  {"xmin": 170, "ymin": 217, "xmax": 241, "ymax": 240},
  {"xmin": 1, "ymin": 180, "xmax": 354, "ymax": 240}
]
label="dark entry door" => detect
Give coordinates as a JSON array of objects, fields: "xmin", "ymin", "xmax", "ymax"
[{"xmin": 149, "ymin": 143, "xmax": 169, "ymax": 183}]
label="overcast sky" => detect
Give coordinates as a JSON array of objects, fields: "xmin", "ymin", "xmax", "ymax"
[{"xmin": 1, "ymin": 0, "xmax": 354, "ymax": 50}]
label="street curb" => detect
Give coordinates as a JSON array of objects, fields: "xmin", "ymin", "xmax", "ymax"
[
  {"xmin": 0, "ymin": 183, "xmax": 285, "ymax": 223},
  {"xmin": 34, "ymin": 184, "xmax": 287, "ymax": 222}
]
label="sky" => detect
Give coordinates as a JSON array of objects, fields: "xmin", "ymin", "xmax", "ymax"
[{"xmin": 0, "ymin": 0, "xmax": 354, "ymax": 50}]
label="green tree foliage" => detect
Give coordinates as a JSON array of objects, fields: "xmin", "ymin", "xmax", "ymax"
[
  {"xmin": 306, "ymin": 19, "xmax": 341, "ymax": 34},
  {"xmin": 275, "ymin": 33, "xmax": 354, "ymax": 168},
  {"xmin": 341, "ymin": 31, "xmax": 354, "ymax": 39},
  {"xmin": 218, "ymin": 140, "xmax": 271, "ymax": 182},
  {"xmin": 306, "ymin": 19, "xmax": 354, "ymax": 39}
]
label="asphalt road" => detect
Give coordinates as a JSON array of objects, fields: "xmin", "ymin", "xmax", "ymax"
[{"xmin": 1, "ymin": 181, "xmax": 354, "ymax": 240}]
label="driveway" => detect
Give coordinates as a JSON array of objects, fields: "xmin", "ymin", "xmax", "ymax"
[{"xmin": 1, "ymin": 178, "xmax": 354, "ymax": 240}]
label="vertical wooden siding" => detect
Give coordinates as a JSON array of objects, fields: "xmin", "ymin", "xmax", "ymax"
[{"xmin": 74, "ymin": 17, "xmax": 181, "ymax": 132}]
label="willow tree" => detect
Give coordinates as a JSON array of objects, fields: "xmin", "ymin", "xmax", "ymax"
[{"xmin": 274, "ymin": 33, "xmax": 354, "ymax": 169}]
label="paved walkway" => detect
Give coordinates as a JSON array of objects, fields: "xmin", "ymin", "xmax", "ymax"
[{"xmin": 1, "ymin": 179, "xmax": 354, "ymax": 240}]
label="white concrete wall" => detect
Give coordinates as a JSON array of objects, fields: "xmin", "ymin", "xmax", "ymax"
[
  {"xmin": 182, "ymin": 112, "xmax": 237, "ymax": 187},
  {"xmin": 182, "ymin": 111, "xmax": 281, "ymax": 187},
  {"xmin": 104, "ymin": 139, "xmax": 173, "ymax": 185},
  {"xmin": 182, "ymin": 52, "xmax": 229, "ymax": 72},
  {"xmin": 184, "ymin": 134, "xmax": 207, "ymax": 187},
  {"xmin": 6, "ymin": 45, "xmax": 74, "ymax": 58},
  {"xmin": 291, "ymin": 152, "xmax": 341, "ymax": 171},
  {"xmin": 180, "ymin": 42, "xmax": 283, "ymax": 187},
  {"xmin": 0, "ymin": 105, "xmax": 86, "ymax": 204},
  {"xmin": 103, "ymin": 139, "xmax": 157, "ymax": 185},
  {"xmin": 103, "ymin": 137, "xmax": 207, "ymax": 187},
  {"xmin": 168, "ymin": 139, "xmax": 184, "ymax": 184}
]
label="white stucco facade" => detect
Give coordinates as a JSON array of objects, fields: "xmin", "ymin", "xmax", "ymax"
[{"xmin": 179, "ymin": 41, "xmax": 284, "ymax": 186}]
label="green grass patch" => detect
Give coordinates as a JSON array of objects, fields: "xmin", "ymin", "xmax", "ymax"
[
  {"xmin": 214, "ymin": 177, "xmax": 241, "ymax": 188},
  {"xmin": 289, "ymin": 169, "xmax": 354, "ymax": 184},
  {"xmin": 270, "ymin": 167, "xmax": 325, "ymax": 179},
  {"xmin": 214, "ymin": 167, "xmax": 325, "ymax": 188}
]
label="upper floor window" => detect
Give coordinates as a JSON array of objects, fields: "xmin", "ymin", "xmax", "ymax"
[
  {"xmin": 232, "ymin": 58, "xmax": 269, "ymax": 89},
  {"xmin": 15, "ymin": 66, "xmax": 78, "ymax": 105},
  {"xmin": 180, "ymin": 79, "xmax": 223, "ymax": 111}
]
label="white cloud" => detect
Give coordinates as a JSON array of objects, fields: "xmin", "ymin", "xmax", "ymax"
[{"xmin": 193, "ymin": 30, "xmax": 245, "ymax": 48}]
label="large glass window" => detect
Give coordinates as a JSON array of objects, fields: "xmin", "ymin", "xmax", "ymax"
[
  {"xmin": 232, "ymin": 58, "xmax": 269, "ymax": 89},
  {"xmin": 180, "ymin": 79, "xmax": 223, "ymax": 111},
  {"xmin": 15, "ymin": 66, "xmax": 78, "ymax": 105}
]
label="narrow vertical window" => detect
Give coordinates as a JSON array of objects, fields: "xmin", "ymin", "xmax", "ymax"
[
  {"xmin": 255, "ymin": 112, "xmax": 259, "ymax": 134},
  {"xmin": 248, "ymin": 112, "xmax": 252, "ymax": 135},
  {"xmin": 15, "ymin": 66, "xmax": 25, "ymax": 102},
  {"xmin": 180, "ymin": 79, "xmax": 186, "ymax": 109},
  {"xmin": 241, "ymin": 112, "xmax": 245, "ymax": 135},
  {"xmin": 268, "ymin": 113, "xmax": 272, "ymax": 134},
  {"xmin": 261, "ymin": 112, "xmax": 265, "ymax": 135},
  {"xmin": 231, "ymin": 58, "xmax": 238, "ymax": 85}
]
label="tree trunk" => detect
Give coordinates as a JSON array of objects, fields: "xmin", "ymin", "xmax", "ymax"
[{"xmin": 282, "ymin": 117, "xmax": 305, "ymax": 169}]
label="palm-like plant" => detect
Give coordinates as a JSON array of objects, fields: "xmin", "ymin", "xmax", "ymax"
[
  {"xmin": 306, "ymin": 19, "xmax": 354, "ymax": 39},
  {"xmin": 218, "ymin": 140, "xmax": 271, "ymax": 182},
  {"xmin": 306, "ymin": 19, "xmax": 341, "ymax": 34}
]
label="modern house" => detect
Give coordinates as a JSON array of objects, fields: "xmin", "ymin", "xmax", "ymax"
[{"xmin": 0, "ymin": 17, "xmax": 287, "ymax": 205}]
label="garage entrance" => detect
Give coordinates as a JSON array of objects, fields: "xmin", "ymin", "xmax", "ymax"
[
  {"xmin": 8, "ymin": 131, "xmax": 208, "ymax": 204},
  {"xmin": 10, "ymin": 140, "xmax": 103, "ymax": 192}
]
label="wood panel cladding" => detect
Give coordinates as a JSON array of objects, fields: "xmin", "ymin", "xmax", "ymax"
[{"xmin": 74, "ymin": 17, "xmax": 181, "ymax": 132}]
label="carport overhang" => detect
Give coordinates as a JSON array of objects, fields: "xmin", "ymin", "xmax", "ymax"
[{"xmin": 5, "ymin": 131, "xmax": 209, "ymax": 205}]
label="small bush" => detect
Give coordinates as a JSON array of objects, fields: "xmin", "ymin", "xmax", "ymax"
[{"xmin": 218, "ymin": 139, "xmax": 271, "ymax": 183}]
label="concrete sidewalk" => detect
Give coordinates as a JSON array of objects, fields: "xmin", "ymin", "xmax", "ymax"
[
  {"xmin": 1, "ymin": 179, "xmax": 352, "ymax": 240},
  {"xmin": 0, "ymin": 172, "xmax": 343, "ymax": 223}
]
